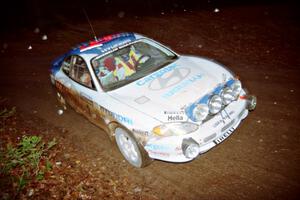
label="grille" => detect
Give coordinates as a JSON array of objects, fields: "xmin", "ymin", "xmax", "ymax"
[
  {"xmin": 221, "ymin": 119, "xmax": 235, "ymax": 132},
  {"xmin": 204, "ymin": 133, "xmax": 217, "ymax": 143}
]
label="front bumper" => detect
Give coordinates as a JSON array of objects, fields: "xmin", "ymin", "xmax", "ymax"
[{"xmin": 144, "ymin": 93, "xmax": 252, "ymax": 162}]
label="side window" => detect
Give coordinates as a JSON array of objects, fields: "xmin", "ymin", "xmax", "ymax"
[
  {"xmin": 67, "ymin": 56, "xmax": 95, "ymax": 89},
  {"xmin": 61, "ymin": 56, "xmax": 72, "ymax": 75}
]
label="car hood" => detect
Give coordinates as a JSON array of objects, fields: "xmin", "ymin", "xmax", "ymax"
[{"xmin": 108, "ymin": 56, "xmax": 234, "ymax": 122}]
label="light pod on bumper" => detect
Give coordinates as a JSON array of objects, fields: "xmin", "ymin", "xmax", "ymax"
[
  {"xmin": 192, "ymin": 104, "xmax": 209, "ymax": 121},
  {"xmin": 231, "ymin": 80, "xmax": 242, "ymax": 99},
  {"xmin": 208, "ymin": 95, "xmax": 222, "ymax": 114},
  {"xmin": 221, "ymin": 87, "xmax": 235, "ymax": 105},
  {"xmin": 182, "ymin": 138, "xmax": 200, "ymax": 159}
]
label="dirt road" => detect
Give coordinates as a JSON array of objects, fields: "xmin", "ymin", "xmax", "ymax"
[{"xmin": 1, "ymin": 3, "xmax": 299, "ymax": 199}]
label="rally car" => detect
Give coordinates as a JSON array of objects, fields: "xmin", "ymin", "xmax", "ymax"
[{"xmin": 50, "ymin": 32, "xmax": 256, "ymax": 167}]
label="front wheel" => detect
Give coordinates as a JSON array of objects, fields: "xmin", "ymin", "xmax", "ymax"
[{"xmin": 114, "ymin": 127, "xmax": 151, "ymax": 168}]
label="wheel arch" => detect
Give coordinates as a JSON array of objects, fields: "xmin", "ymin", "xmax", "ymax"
[{"xmin": 109, "ymin": 121, "xmax": 152, "ymax": 167}]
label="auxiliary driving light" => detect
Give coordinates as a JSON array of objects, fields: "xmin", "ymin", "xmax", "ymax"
[
  {"xmin": 231, "ymin": 80, "xmax": 242, "ymax": 99},
  {"xmin": 208, "ymin": 95, "xmax": 223, "ymax": 114},
  {"xmin": 221, "ymin": 87, "xmax": 235, "ymax": 105},
  {"xmin": 182, "ymin": 138, "xmax": 200, "ymax": 159},
  {"xmin": 193, "ymin": 104, "xmax": 209, "ymax": 121}
]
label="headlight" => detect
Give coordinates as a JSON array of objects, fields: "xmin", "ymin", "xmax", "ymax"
[
  {"xmin": 221, "ymin": 87, "xmax": 235, "ymax": 105},
  {"xmin": 192, "ymin": 104, "xmax": 209, "ymax": 121},
  {"xmin": 208, "ymin": 95, "xmax": 222, "ymax": 114},
  {"xmin": 231, "ymin": 80, "xmax": 242, "ymax": 99},
  {"xmin": 153, "ymin": 122, "xmax": 199, "ymax": 136}
]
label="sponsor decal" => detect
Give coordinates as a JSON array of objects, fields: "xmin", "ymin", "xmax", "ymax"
[
  {"xmin": 112, "ymin": 112, "xmax": 133, "ymax": 125},
  {"xmin": 147, "ymin": 150, "xmax": 170, "ymax": 157},
  {"xmin": 149, "ymin": 67, "xmax": 190, "ymax": 91},
  {"xmin": 145, "ymin": 143, "xmax": 171, "ymax": 151},
  {"xmin": 98, "ymin": 106, "xmax": 133, "ymax": 125},
  {"xmin": 55, "ymin": 79, "xmax": 133, "ymax": 127},
  {"xmin": 98, "ymin": 106, "xmax": 112, "ymax": 117},
  {"xmin": 220, "ymin": 109, "xmax": 231, "ymax": 120},
  {"xmin": 163, "ymin": 110, "xmax": 187, "ymax": 122},
  {"xmin": 147, "ymin": 145, "xmax": 182, "ymax": 157},
  {"xmin": 132, "ymin": 128, "xmax": 150, "ymax": 136},
  {"xmin": 213, "ymin": 119, "xmax": 224, "ymax": 128},
  {"xmin": 99, "ymin": 38, "xmax": 133, "ymax": 53},
  {"xmin": 136, "ymin": 64, "xmax": 177, "ymax": 86},
  {"xmin": 214, "ymin": 127, "xmax": 235, "ymax": 144},
  {"xmin": 162, "ymin": 74, "xmax": 202, "ymax": 98},
  {"xmin": 213, "ymin": 110, "xmax": 235, "ymax": 128},
  {"xmin": 167, "ymin": 115, "xmax": 183, "ymax": 121}
]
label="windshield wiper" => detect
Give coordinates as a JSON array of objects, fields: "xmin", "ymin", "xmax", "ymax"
[{"xmin": 105, "ymin": 75, "xmax": 140, "ymax": 91}]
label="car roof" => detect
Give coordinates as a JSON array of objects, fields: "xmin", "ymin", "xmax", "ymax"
[
  {"xmin": 50, "ymin": 32, "xmax": 146, "ymax": 75},
  {"xmin": 68, "ymin": 32, "xmax": 144, "ymax": 57}
]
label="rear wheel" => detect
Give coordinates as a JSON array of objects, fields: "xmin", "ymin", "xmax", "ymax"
[{"xmin": 114, "ymin": 127, "xmax": 151, "ymax": 168}]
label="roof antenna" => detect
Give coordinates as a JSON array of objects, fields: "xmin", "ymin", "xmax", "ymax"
[{"xmin": 82, "ymin": 8, "xmax": 98, "ymax": 41}]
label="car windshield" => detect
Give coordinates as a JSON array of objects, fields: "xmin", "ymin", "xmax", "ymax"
[{"xmin": 91, "ymin": 39, "xmax": 178, "ymax": 91}]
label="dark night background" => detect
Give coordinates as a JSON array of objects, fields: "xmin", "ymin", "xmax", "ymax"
[{"xmin": 0, "ymin": 0, "xmax": 298, "ymax": 34}]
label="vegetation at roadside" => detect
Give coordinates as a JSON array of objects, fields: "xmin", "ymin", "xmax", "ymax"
[
  {"xmin": 0, "ymin": 106, "xmax": 57, "ymax": 198},
  {"xmin": 1, "ymin": 135, "xmax": 57, "ymax": 191}
]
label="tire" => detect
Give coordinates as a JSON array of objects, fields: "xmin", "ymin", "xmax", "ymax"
[{"xmin": 114, "ymin": 127, "xmax": 151, "ymax": 168}]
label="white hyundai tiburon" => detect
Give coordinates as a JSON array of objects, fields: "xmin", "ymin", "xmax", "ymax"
[{"xmin": 50, "ymin": 32, "xmax": 256, "ymax": 167}]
